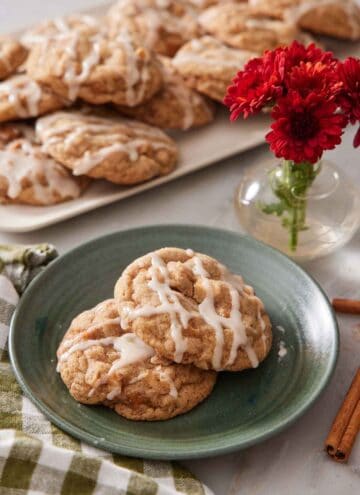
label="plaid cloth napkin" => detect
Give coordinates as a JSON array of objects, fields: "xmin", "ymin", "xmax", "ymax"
[{"xmin": 0, "ymin": 243, "xmax": 212, "ymax": 495}]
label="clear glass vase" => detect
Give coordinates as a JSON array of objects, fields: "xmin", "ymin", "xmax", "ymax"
[{"xmin": 235, "ymin": 160, "xmax": 360, "ymax": 262}]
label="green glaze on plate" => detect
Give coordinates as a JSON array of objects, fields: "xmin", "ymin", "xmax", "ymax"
[{"xmin": 9, "ymin": 225, "xmax": 338, "ymax": 460}]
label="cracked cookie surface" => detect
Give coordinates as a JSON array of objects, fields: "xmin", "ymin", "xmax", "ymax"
[
  {"xmin": 36, "ymin": 112, "xmax": 178, "ymax": 185},
  {"xmin": 115, "ymin": 247, "xmax": 272, "ymax": 371},
  {"xmin": 0, "ymin": 124, "xmax": 87, "ymax": 206},
  {"xmin": 172, "ymin": 36, "xmax": 257, "ymax": 102},
  {"xmin": 57, "ymin": 299, "xmax": 217, "ymax": 421},
  {"xmin": 116, "ymin": 56, "xmax": 215, "ymax": 130}
]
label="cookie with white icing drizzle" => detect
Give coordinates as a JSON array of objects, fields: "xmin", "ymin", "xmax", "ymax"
[
  {"xmin": 116, "ymin": 56, "xmax": 215, "ymax": 130},
  {"xmin": 57, "ymin": 299, "xmax": 217, "ymax": 421},
  {"xmin": 115, "ymin": 247, "xmax": 272, "ymax": 371},
  {"xmin": 0, "ymin": 125, "xmax": 88, "ymax": 206},
  {"xmin": 249, "ymin": 0, "xmax": 360, "ymax": 41},
  {"xmin": 0, "ymin": 37, "xmax": 27, "ymax": 81},
  {"xmin": 26, "ymin": 29, "xmax": 162, "ymax": 106},
  {"xmin": 172, "ymin": 36, "xmax": 257, "ymax": 102},
  {"xmin": 36, "ymin": 112, "xmax": 178, "ymax": 185},
  {"xmin": 107, "ymin": 0, "xmax": 201, "ymax": 57},
  {"xmin": 199, "ymin": 3, "xmax": 310, "ymax": 53},
  {"xmin": 0, "ymin": 74, "xmax": 67, "ymax": 123}
]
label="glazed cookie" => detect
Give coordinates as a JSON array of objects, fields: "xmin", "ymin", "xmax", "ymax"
[
  {"xmin": 249, "ymin": 0, "xmax": 360, "ymax": 40},
  {"xmin": 116, "ymin": 56, "xmax": 215, "ymax": 130},
  {"xmin": 0, "ymin": 126, "xmax": 87, "ymax": 206},
  {"xmin": 26, "ymin": 30, "xmax": 162, "ymax": 105},
  {"xmin": 199, "ymin": 3, "xmax": 305, "ymax": 53},
  {"xmin": 0, "ymin": 37, "xmax": 27, "ymax": 80},
  {"xmin": 172, "ymin": 36, "xmax": 257, "ymax": 102},
  {"xmin": 36, "ymin": 112, "xmax": 178, "ymax": 185},
  {"xmin": 115, "ymin": 248, "xmax": 272, "ymax": 371},
  {"xmin": 0, "ymin": 74, "xmax": 67, "ymax": 123},
  {"xmin": 57, "ymin": 299, "xmax": 217, "ymax": 421},
  {"xmin": 107, "ymin": 0, "xmax": 200, "ymax": 57},
  {"xmin": 21, "ymin": 15, "xmax": 101, "ymax": 48}
]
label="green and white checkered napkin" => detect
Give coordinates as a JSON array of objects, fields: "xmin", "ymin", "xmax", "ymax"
[{"xmin": 0, "ymin": 244, "xmax": 212, "ymax": 495}]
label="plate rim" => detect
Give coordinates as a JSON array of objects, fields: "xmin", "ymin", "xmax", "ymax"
[{"xmin": 9, "ymin": 224, "xmax": 339, "ymax": 459}]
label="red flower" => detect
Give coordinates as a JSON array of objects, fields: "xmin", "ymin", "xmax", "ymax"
[
  {"xmin": 266, "ymin": 91, "xmax": 347, "ymax": 164},
  {"xmin": 224, "ymin": 49, "xmax": 286, "ymax": 120},
  {"xmin": 285, "ymin": 41, "xmax": 335, "ymax": 69},
  {"xmin": 337, "ymin": 57, "xmax": 360, "ymax": 124},
  {"xmin": 287, "ymin": 60, "xmax": 341, "ymax": 99}
]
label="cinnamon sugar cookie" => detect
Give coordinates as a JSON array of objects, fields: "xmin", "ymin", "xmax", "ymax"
[
  {"xmin": 107, "ymin": 0, "xmax": 200, "ymax": 57},
  {"xmin": 116, "ymin": 56, "xmax": 215, "ymax": 130},
  {"xmin": 0, "ymin": 74, "xmax": 66, "ymax": 123},
  {"xmin": 0, "ymin": 37, "xmax": 27, "ymax": 80},
  {"xmin": 57, "ymin": 299, "xmax": 217, "ymax": 421},
  {"xmin": 172, "ymin": 36, "xmax": 257, "ymax": 102},
  {"xmin": 0, "ymin": 125, "xmax": 87, "ymax": 206},
  {"xmin": 26, "ymin": 30, "xmax": 162, "ymax": 105},
  {"xmin": 199, "ymin": 3, "xmax": 305, "ymax": 53},
  {"xmin": 249, "ymin": 0, "xmax": 360, "ymax": 41},
  {"xmin": 115, "ymin": 248, "xmax": 272, "ymax": 371},
  {"xmin": 36, "ymin": 112, "xmax": 178, "ymax": 185}
]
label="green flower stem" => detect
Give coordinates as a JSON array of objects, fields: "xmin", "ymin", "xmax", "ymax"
[{"xmin": 258, "ymin": 160, "xmax": 320, "ymax": 252}]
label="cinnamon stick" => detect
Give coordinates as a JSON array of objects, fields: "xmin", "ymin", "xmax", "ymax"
[
  {"xmin": 332, "ymin": 298, "xmax": 360, "ymax": 314},
  {"xmin": 335, "ymin": 401, "xmax": 360, "ymax": 463},
  {"xmin": 325, "ymin": 368, "xmax": 360, "ymax": 462}
]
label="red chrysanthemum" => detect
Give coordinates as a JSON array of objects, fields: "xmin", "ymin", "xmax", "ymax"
[
  {"xmin": 337, "ymin": 57, "xmax": 360, "ymax": 125},
  {"xmin": 224, "ymin": 49, "xmax": 286, "ymax": 120},
  {"xmin": 285, "ymin": 41, "xmax": 335, "ymax": 69},
  {"xmin": 287, "ymin": 60, "xmax": 342, "ymax": 99},
  {"xmin": 266, "ymin": 91, "xmax": 347, "ymax": 164}
]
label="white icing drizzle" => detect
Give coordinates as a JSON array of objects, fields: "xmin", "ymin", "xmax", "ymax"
[
  {"xmin": 122, "ymin": 251, "xmax": 266, "ymax": 370},
  {"xmin": 156, "ymin": 366, "xmax": 178, "ymax": 398},
  {"xmin": 125, "ymin": 253, "xmax": 192, "ymax": 362},
  {"xmin": 21, "ymin": 15, "xmax": 100, "ymax": 47},
  {"xmin": 36, "ymin": 112, "xmax": 175, "ymax": 176},
  {"xmin": 108, "ymin": 333, "xmax": 155, "ymax": 374},
  {"xmin": 160, "ymin": 60, "xmax": 212, "ymax": 130},
  {"xmin": 58, "ymin": 332, "xmax": 154, "ymax": 376},
  {"xmin": 0, "ymin": 77, "xmax": 42, "ymax": 118},
  {"xmin": 0, "ymin": 140, "xmax": 81, "ymax": 203},
  {"xmin": 61, "ymin": 32, "xmax": 101, "ymax": 101},
  {"xmin": 192, "ymin": 256, "xmax": 258, "ymax": 369}
]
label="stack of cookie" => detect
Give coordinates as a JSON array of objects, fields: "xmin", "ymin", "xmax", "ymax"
[
  {"xmin": 0, "ymin": 0, "xmax": 359, "ymax": 207},
  {"xmin": 57, "ymin": 247, "xmax": 273, "ymax": 421}
]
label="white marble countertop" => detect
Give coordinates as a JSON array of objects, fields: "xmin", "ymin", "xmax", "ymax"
[{"xmin": 1, "ymin": 2, "xmax": 359, "ymax": 494}]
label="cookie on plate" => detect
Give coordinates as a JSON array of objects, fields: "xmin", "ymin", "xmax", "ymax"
[
  {"xmin": 107, "ymin": 0, "xmax": 200, "ymax": 56},
  {"xmin": 0, "ymin": 37, "xmax": 27, "ymax": 80},
  {"xmin": 26, "ymin": 30, "xmax": 162, "ymax": 105},
  {"xmin": 21, "ymin": 14, "xmax": 101, "ymax": 48},
  {"xmin": 172, "ymin": 36, "xmax": 257, "ymax": 102},
  {"xmin": 115, "ymin": 247, "xmax": 272, "ymax": 371},
  {"xmin": 36, "ymin": 112, "xmax": 178, "ymax": 185},
  {"xmin": 0, "ymin": 74, "xmax": 67, "ymax": 123},
  {"xmin": 199, "ymin": 3, "xmax": 307, "ymax": 53},
  {"xmin": 116, "ymin": 56, "xmax": 215, "ymax": 130},
  {"xmin": 0, "ymin": 125, "xmax": 87, "ymax": 206},
  {"xmin": 57, "ymin": 299, "xmax": 217, "ymax": 421},
  {"xmin": 249, "ymin": 0, "xmax": 360, "ymax": 41}
]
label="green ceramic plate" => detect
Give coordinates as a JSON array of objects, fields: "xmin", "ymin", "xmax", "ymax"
[{"xmin": 9, "ymin": 225, "xmax": 338, "ymax": 460}]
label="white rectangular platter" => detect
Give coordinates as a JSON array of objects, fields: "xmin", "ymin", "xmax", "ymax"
[{"xmin": 0, "ymin": 2, "xmax": 359, "ymax": 233}]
